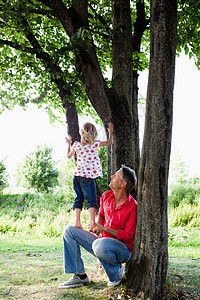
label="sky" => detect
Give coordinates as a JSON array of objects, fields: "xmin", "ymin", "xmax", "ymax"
[
  {"xmin": 0, "ymin": 52, "xmax": 200, "ymax": 186},
  {"xmin": 138, "ymin": 53, "xmax": 200, "ymax": 178},
  {"xmin": 169, "ymin": 54, "xmax": 200, "ymax": 178}
]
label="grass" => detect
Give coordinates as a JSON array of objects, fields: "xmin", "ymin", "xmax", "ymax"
[
  {"xmin": 168, "ymin": 227, "xmax": 200, "ymax": 297},
  {"xmin": 168, "ymin": 227, "xmax": 200, "ymax": 257},
  {"xmin": 0, "ymin": 229, "xmax": 200, "ymax": 300},
  {"xmin": 0, "ymin": 234, "xmax": 110, "ymax": 300},
  {"xmin": 0, "ymin": 192, "xmax": 200, "ymax": 299},
  {"xmin": 168, "ymin": 257, "xmax": 200, "ymax": 295}
]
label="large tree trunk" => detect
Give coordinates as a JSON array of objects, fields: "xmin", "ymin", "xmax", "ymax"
[
  {"xmin": 126, "ymin": 0, "xmax": 177, "ymax": 299},
  {"xmin": 110, "ymin": 0, "xmax": 140, "ymax": 175}
]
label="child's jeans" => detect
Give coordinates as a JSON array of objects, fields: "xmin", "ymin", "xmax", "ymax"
[{"xmin": 72, "ymin": 175, "xmax": 97, "ymax": 209}]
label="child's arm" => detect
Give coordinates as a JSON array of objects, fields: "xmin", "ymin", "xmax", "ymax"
[
  {"xmin": 99, "ymin": 122, "xmax": 114, "ymax": 147},
  {"xmin": 65, "ymin": 136, "xmax": 76, "ymax": 158}
]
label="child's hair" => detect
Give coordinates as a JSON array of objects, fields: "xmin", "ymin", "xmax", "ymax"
[{"xmin": 81, "ymin": 122, "xmax": 98, "ymax": 144}]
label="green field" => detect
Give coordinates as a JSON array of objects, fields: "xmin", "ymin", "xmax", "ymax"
[
  {"xmin": 0, "ymin": 227, "xmax": 199, "ymax": 300},
  {"xmin": 0, "ymin": 191, "xmax": 199, "ymax": 299}
]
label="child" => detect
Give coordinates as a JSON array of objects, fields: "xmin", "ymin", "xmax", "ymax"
[{"xmin": 65, "ymin": 122, "xmax": 114, "ymax": 230}]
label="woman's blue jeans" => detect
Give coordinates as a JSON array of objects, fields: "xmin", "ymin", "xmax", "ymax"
[{"xmin": 63, "ymin": 225, "xmax": 132, "ymax": 282}]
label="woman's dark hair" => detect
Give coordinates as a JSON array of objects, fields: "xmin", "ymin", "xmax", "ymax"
[{"xmin": 121, "ymin": 165, "xmax": 137, "ymax": 194}]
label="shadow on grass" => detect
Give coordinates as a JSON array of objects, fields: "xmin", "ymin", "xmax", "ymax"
[{"xmin": 58, "ymin": 281, "xmax": 109, "ymax": 300}]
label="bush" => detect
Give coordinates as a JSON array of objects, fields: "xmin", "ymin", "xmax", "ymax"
[
  {"xmin": 15, "ymin": 145, "xmax": 59, "ymax": 193},
  {"xmin": 0, "ymin": 191, "xmax": 70, "ymax": 236},
  {"xmin": 0, "ymin": 204, "xmax": 89, "ymax": 237},
  {"xmin": 57, "ymin": 158, "xmax": 75, "ymax": 201},
  {"xmin": 168, "ymin": 178, "xmax": 200, "ymax": 209},
  {"xmin": 168, "ymin": 177, "xmax": 200, "ymax": 227},
  {"xmin": 169, "ymin": 201, "xmax": 200, "ymax": 227},
  {"xmin": 0, "ymin": 191, "xmax": 72, "ymax": 217},
  {"xmin": 0, "ymin": 159, "xmax": 8, "ymax": 194},
  {"xmin": 97, "ymin": 146, "xmax": 108, "ymax": 193}
]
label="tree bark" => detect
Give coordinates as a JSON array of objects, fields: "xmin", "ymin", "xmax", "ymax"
[
  {"xmin": 126, "ymin": 0, "xmax": 177, "ymax": 299},
  {"xmin": 110, "ymin": 0, "xmax": 140, "ymax": 175}
]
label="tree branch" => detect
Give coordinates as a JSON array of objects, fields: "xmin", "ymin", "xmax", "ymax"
[
  {"xmin": 20, "ymin": 16, "xmax": 70, "ymax": 92},
  {"xmin": 0, "ymin": 4, "xmax": 53, "ymax": 16},
  {"xmin": 88, "ymin": 4, "xmax": 111, "ymax": 31},
  {"xmin": 39, "ymin": 0, "xmax": 75, "ymax": 36},
  {"xmin": 39, "ymin": 0, "xmax": 112, "ymax": 122},
  {"xmin": 27, "ymin": 8, "xmax": 54, "ymax": 16},
  {"xmin": 132, "ymin": 0, "xmax": 150, "ymax": 52},
  {"xmin": 0, "ymin": 39, "xmax": 35, "ymax": 54},
  {"xmin": 19, "ymin": 13, "xmax": 81, "ymax": 140},
  {"xmin": 72, "ymin": 0, "xmax": 88, "ymax": 26}
]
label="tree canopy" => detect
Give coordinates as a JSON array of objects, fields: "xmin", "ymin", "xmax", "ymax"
[
  {"xmin": 0, "ymin": 0, "xmax": 199, "ymax": 119},
  {"xmin": 177, "ymin": 0, "xmax": 200, "ymax": 67}
]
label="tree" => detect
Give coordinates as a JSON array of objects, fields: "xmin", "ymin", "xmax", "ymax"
[
  {"xmin": 0, "ymin": 0, "xmax": 199, "ymax": 298},
  {"xmin": 126, "ymin": 1, "xmax": 177, "ymax": 297},
  {"xmin": 16, "ymin": 145, "xmax": 59, "ymax": 193},
  {"xmin": 169, "ymin": 152, "xmax": 189, "ymax": 185},
  {"xmin": 176, "ymin": 0, "xmax": 200, "ymax": 68}
]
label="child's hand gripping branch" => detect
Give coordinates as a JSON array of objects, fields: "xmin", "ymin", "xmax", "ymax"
[{"xmin": 65, "ymin": 136, "xmax": 76, "ymax": 159}]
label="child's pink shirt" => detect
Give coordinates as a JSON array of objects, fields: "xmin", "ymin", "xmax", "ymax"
[{"xmin": 72, "ymin": 140, "xmax": 103, "ymax": 179}]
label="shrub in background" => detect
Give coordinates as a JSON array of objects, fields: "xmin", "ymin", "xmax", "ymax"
[
  {"xmin": 168, "ymin": 174, "xmax": 200, "ymax": 227},
  {"xmin": 57, "ymin": 158, "xmax": 75, "ymax": 203},
  {"xmin": 0, "ymin": 191, "xmax": 71, "ymax": 217},
  {"xmin": 97, "ymin": 146, "xmax": 108, "ymax": 193},
  {"xmin": 15, "ymin": 145, "xmax": 59, "ymax": 193},
  {"xmin": 0, "ymin": 196, "xmax": 89, "ymax": 237},
  {"xmin": 0, "ymin": 159, "xmax": 8, "ymax": 194},
  {"xmin": 169, "ymin": 200, "xmax": 200, "ymax": 227},
  {"xmin": 168, "ymin": 176, "xmax": 200, "ymax": 209},
  {"xmin": 169, "ymin": 152, "xmax": 189, "ymax": 185}
]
